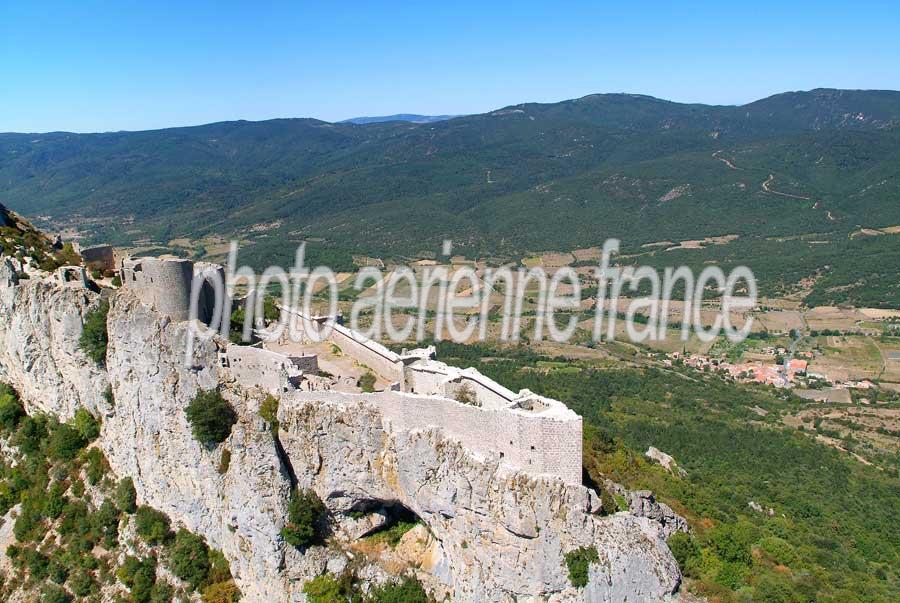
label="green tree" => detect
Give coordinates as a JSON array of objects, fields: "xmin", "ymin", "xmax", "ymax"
[
  {"xmin": 259, "ymin": 395, "xmax": 279, "ymax": 431},
  {"xmin": 116, "ymin": 477, "xmax": 138, "ymax": 514},
  {"xmin": 134, "ymin": 506, "xmax": 172, "ymax": 545},
  {"xmin": 40, "ymin": 583, "xmax": 72, "ymax": 603},
  {"xmin": 79, "ymin": 300, "xmax": 109, "ymax": 366},
  {"xmin": 46, "ymin": 423, "xmax": 87, "ymax": 461},
  {"xmin": 0, "ymin": 385, "xmax": 25, "ymax": 432},
  {"xmin": 358, "ymin": 372, "xmax": 377, "ymax": 393},
  {"xmin": 564, "ymin": 546, "xmax": 599, "ymax": 588},
  {"xmin": 45, "ymin": 481, "xmax": 68, "ymax": 519},
  {"xmin": 302, "ymin": 574, "xmax": 345, "ymax": 603},
  {"xmin": 710, "ymin": 521, "xmax": 758, "ymax": 566},
  {"xmin": 84, "ymin": 447, "xmax": 107, "ymax": 485},
  {"xmin": 169, "ymin": 528, "xmax": 211, "ymax": 590},
  {"xmin": 368, "ymin": 576, "xmax": 429, "ymax": 603},
  {"xmin": 149, "ymin": 581, "xmax": 175, "ymax": 603},
  {"xmin": 201, "ymin": 579, "xmax": 241, "ymax": 603},
  {"xmin": 598, "ymin": 488, "xmax": 617, "ymax": 516},
  {"xmin": 281, "ymin": 488, "xmax": 326, "ymax": 548},
  {"xmin": 11, "ymin": 414, "xmax": 49, "ymax": 455},
  {"xmin": 72, "ymin": 408, "xmax": 100, "ymax": 441},
  {"xmin": 185, "ymin": 390, "xmax": 237, "ymax": 445},
  {"xmin": 69, "ymin": 568, "xmax": 97, "ymax": 597},
  {"xmin": 117, "ymin": 555, "xmax": 158, "ymax": 603},
  {"xmin": 93, "ymin": 499, "xmax": 121, "ymax": 548},
  {"xmin": 667, "ymin": 532, "xmax": 701, "ymax": 576}
]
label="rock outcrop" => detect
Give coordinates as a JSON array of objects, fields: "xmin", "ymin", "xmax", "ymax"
[
  {"xmin": 0, "ymin": 259, "xmax": 110, "ymax": 419},
  {"xmin": 605, "ymin": 481, "xmax": 689, "ymax": 541},
  {"xmin": 279, "ymin": 393, "xmax": 681, "ymax": 601},
  {"xmin": 0, "ymin": 269, "xmax": 684, "ymax": 602},
  {"xmin": 645, "ymin": 446, "xmax": 687, "ymax": 478},
  {"xmin": 102, "ymin": 294, "xmax": 293, "ymax": 601}
]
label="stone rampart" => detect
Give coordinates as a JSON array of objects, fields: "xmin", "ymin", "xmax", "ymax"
[
  {"xmin": 283, "ymin": 389, "xmax": 583, "ymax": 484},
  {"xmin": 221, "ymin": 345, "xmax": 304, "ymax": 395},
  {"xmin": 328, "ymin": 322, "xmax": 404, "ymax": 384}
]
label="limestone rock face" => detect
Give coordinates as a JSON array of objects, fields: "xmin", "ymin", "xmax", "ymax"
[
  {"xmin": 0, "ymin": 260, "xmax": 110, "ymax": 420},
  {"xmin": 605, "ymin": 481, "xmax": 688, "ymax": 540},
  {"xmin": 102, "ymin": 294, "xmax": 293, "ymax": 602},
  {"xmin": 0, "ymin": 277, "xmax": 683, "ymax": 602},
  {"xmin": 278, "ymin": 395, "xmax": 682, "ymax": 601}
]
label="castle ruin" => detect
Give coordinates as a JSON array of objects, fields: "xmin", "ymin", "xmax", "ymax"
[{"xmin": 119, "ymin": 255, "xmax": 584, "ymax": 484}]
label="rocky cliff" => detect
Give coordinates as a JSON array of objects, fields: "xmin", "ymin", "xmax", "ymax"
[
  {"xmin": 0, "ymin": 263, "xmax": 683, "ymax": 602},
  {"xmin": 0, "ymin": 259, "xmax": 110, "ymax": 419}
]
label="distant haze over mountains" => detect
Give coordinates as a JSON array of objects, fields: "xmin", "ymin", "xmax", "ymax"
[
  {"xmin": 3, "ymin": 87, "xmax": 900, "ymax": 306},
  {"xmin": 340, "ymin": 114, "xmax": 461, "ymax": 125}
]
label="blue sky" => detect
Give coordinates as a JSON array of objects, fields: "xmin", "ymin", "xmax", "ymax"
[{"xmin": 2, "ymin": 1, "xmax": 899, "ymax": 133}]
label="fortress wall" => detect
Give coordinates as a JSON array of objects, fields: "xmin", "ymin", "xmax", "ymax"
[
  {"xmin": 404, "ymin": 364, "xmax": 448, "ymax": 396},
  {"xmin": 278, "ymin": 307, "xmax": 404, "ymax": 383},
  {"xmin": 122, "ymin": 258, "xmax": 195, "ymax": 321},
  {"xmin": 283, "ymin": 390, "xmax": 582, "ymax": 484},
  {"xmin": 449, "ymin": 374, "xmax": 516, "ymax": 410},
  {"xmin": 224, "ymin": 345, "xmax": 291, "ymax": 395},
  {"xmin": 376, "ymin": 393, "xmax": 501, "ymax": 457},
  {"xmin": 122, "ymin": 258, "xmax": 224, "ymax": 324},
  {"xmin": 328, "ymin": 323, "xmax": 404, "ymax": 383},
  {"xmin": 405, "ymin": 363, "xmax": 517, "ymax": 410},
  {"xmin": 142, "ymin": 259, "xmax": 194, "ymax": 320},
  {"xmin": 504, "ymin": 411, "xmax": 583, "ymax": 485}
]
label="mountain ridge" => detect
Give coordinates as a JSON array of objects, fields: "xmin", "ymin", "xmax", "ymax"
[
  {"xmin": 2, "ymin": 88, "xmax": 900, "ymax": 305},
  {"xmin": 340, "ymin": 113, "xmax": 461, "ymax": 125},
  {"xmin": 5, "ymin": 88, "xmax": 899, "ymax": 136}
]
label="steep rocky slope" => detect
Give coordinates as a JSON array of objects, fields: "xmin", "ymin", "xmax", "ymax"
[
  {"xmin": 0, "ymin": 260, "xmax": 108, "ymax": 419},
  {"xmin": 0, "ymin": 258, "xmax": 683, "ymax": 601}
]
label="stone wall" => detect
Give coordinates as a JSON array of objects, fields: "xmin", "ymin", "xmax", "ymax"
[
  {"xmin": 288, "ymin": 353, "xmax": 319, "ymax": 374},
  {"xmin": 276, "ymin": 306, "xmax": 583, "ymax": 483},
  {"xmin": 221, "ymin": 344, "xmax": 316, "ymax": 396},
  {"xmin": 121, "ymin": 257, "xmax": 224, "ymax": 325},
  {"xmin": 121, "ymin": 257, "xmax": 195, "ymax": 321},
  {"xmin": 284, "ymin": 389, "xmax": 583, "ymax": 485},
  {"xmin": 404, "ymin": 363, "xmax": 517, "ymax": 409},
  {"xmin": 55, "ymin": 266, "xmax": 90, "ymax": 289},
  {"xmin": 328, "ymin": 322, "xmax": 404, "ymax": 384}
]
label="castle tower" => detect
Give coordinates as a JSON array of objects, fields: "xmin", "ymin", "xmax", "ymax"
[
  {"xmin": 120, "ymin": 256, "xmax": 227, "ymax": 325},
  {"xmin": 121, "ymin": 257, "xmax": 195, "ymax": 321}
]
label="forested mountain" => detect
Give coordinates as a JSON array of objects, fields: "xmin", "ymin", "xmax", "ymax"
[
  {"xmin": 2, "ymin": 88, "xmax": 900, "ymax": 302},
  {"xmin": 340, "ymin": 114, "xmax": 459, "ymax": 124}
]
